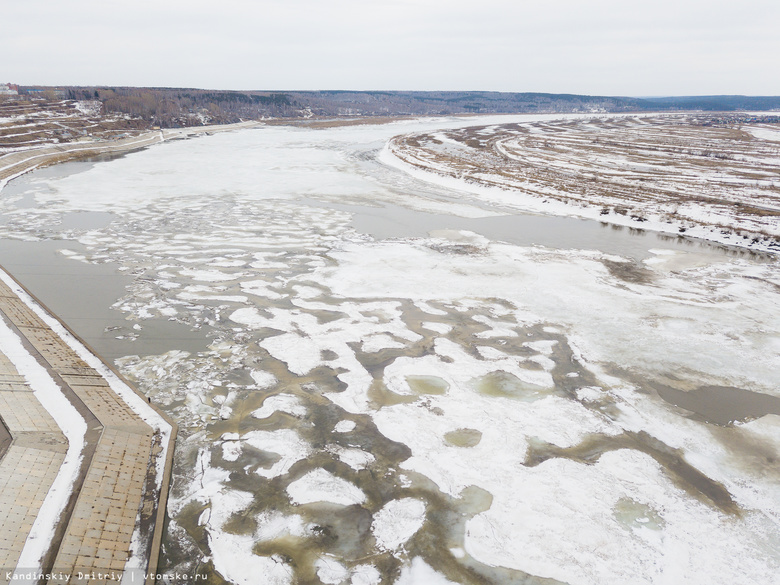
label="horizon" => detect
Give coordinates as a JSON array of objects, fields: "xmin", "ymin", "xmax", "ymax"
[{"xmin": 5, "ymin": 84, "xmax": 780, "ymax": 100}]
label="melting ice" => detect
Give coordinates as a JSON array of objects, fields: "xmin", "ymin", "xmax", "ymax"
[{"xmin": 1, "ymin": 115, "xmax": 779, "ymax": 585}]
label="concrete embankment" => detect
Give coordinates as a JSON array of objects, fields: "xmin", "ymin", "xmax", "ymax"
[{"xmin": 0, "ymin": 266, "xmax": 176, "ymax": 585}]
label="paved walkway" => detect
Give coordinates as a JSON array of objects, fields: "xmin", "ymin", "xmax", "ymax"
[
  {"xmin": 0, "ymin": 272, "xmax": 175, "ymax": 585},
  {"xmin": 0, "ymin": 350, "xmax": 67, "ymax": 575}
]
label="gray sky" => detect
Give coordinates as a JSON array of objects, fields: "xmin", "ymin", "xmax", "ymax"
[{"xmin": 4, "ymin": 0, "xmax": 779, "ymax": 96}]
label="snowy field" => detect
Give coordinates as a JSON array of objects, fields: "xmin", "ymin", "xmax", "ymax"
[
  {"xmin": 387, "ymin": 115, "xmax": 780, "ymax": 253},
  {"xmin": 1, "ymin": 114, "xmax": 779, "ymax": 585},
  {"xmin": 0, "ymin": 98, "xmax": 133, "ymax": 154}
]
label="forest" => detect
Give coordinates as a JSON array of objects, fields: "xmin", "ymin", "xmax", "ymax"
[{"xmin": 10, "ymin": 86, "xmax": 780, "ymax": 128}]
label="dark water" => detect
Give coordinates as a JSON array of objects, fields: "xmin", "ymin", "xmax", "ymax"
[
  {"xmin": 308, "ymin": 198, "xmax": 764, "ymax": 262},
  {"xmin": 652, "ymin": 382, "xmax": 780, "ymax": 425},
  {"xmin": 0, "ymin": 239, "xmax": 212, "ymax": 362}
]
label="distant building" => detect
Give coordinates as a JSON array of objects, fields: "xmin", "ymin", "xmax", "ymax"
[{"xmin": 0, "ymin": 83, "xmax": 18, "ymax": 95}]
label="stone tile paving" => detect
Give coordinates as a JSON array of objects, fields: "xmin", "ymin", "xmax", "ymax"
[
  {"xmin": 0, "ymin": 446, "xmax": 67, "ymax": 575},
  {"xmin": 0, "ymin": 351, "xmax": 68, "ymax": 584}
]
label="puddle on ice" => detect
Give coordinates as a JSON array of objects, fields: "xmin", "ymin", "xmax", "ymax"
[
  {"xmin": 443, "ymin": 429, "xmax": 482, "ymax": 448},
  {"xmin": 652, "ymin": 382, "xmax": 780, "ymax": 425},
  {"xmin": 612, "ymin": 497, "xmax": 665, "ymax": 532},
  {"xmin": 405, "ymin": 375, "xmax": 449, "ymax": 395},
  {"xmin": 473, "ymin": 370, "xmax": 553, "ymax": 401},
  {"xmin": 1, "ymin": 118, "xmax": 779, "ymax": 585}
]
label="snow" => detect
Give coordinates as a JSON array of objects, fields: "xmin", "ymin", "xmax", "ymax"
[
  {"xmin": 221, "ymin": 440, "xmax": 242, "ymax": 462},
  {"xmin": 312, "ymin": 239, "xmax": 780, "ymax": 397},
  {"xmin": 252, "ymin": 394, "xmax": 307, "ymax": 419},
  {"xmin": 415, "ymin": 301, "xmax": 448, "ymax": 316},
  {"xmin": 394, "ymin": 558, "xmax": 457, "ymax": 585},
  {"xmin": 350, "ymin": 565, "xmax": 382, "ymax": 585},
  {"xmin": 73, "ymin": 100, "xmax": 101, "ymax": 116},
  {"xmin": 372, "ymin": 498, "xmax": 427, "ymax": 551},
  {"xmin": 464, "ymin": 449, "xmax": 780, "ymax": 585},
  {"xmin": 250, "ymin": 370, "xmax": 277, "ymax": 389},
  {"xmin": 361, "ymin": 333, "xmax": 407, "ymax": 353},
  {"xmin": 245, "ymin": 429, "xmax": 312, "ymax": 479},
  {"xmin": 749, "ymin": 127, "xmax": 780, "ymax": 142},
  {"xmin": 315, "ymin": 556, "xmax": 350, "ymax": 584},
  {"xmin": 326, "ymin": 445, "xmax": 375, "ymax": 470},
  {"xmin": 207, "ymin": 492, "xmax": 295, "ymax": 585},
  {"xmin": 334, "ymin": 420, "xmax": 357, "ymax": 433},
  {"xmin": 575, "ymin": 386, "xmax": 604, "ymax": 402},
  {"xmin": 286, "ymin": 468, "xmax": 367, "ymax": 506},
  {"xmin": 421, "ymin": 321, "xmax": 452, "ymax": 334},
  {"xmin": 315, "ymin": 557, "xmax": 381, "ymax": 585},
  {"xmin": 206, "ymin": 491, "xmax": 293, "ymax": 585},
  {"xmin": 254, "ymin": 510, "xmax": 308, "ymax": 542},
  {"xmin": 170, "ymin": 447, "xmax": 303, "ymax": 584},
  {"xmin": 240, "ymin": 279, "xmax": 285, "ymax": 299},
  {"xmin": 260, "ymin": 333, "xmax": 324, "ymax": 375},
  {"xmin": 179, "ymin": 268, "xmax": 248, "ymax": 282},
  {"xmin": 4, "ymin": 113, "xmax": 780, "ymax": 585}
]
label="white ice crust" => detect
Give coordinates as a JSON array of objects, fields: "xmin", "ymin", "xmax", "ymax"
[
  {"xmin": 287, "ymin": 468, "xmax": 367, "ymax": 506},
  {"xmin": 395, "ymin": 558, "xmax": 457, "ymax": 585},
  {"xmin": 372, "ymin": 498, "xmax": 427, "ymax": 551}
]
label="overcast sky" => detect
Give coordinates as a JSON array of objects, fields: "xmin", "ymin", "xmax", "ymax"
[{"xmin": 4, "ymin": 0, "xmax": 779, "ymax": 96}]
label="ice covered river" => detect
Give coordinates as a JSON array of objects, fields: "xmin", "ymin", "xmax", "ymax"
[{"xmin": 1, "ymin": 115, "xmax": 779, "ymax": 585}]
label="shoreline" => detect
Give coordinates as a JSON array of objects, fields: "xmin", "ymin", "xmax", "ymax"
[
  {"xmin": 382, "ymin": 119, "xmax": 780, "ymax": 256},
  {"xmin": 382, "ymin": 145, "xmax": 780, "ymax": 256},
  {"xmin": 0, "ymin": 121, "xmax": 264, "ymax": 194}
]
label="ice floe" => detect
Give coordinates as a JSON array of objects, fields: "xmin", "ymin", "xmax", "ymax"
[
  {"xmin": 287, "ymin": 468, "xmax": 367, "ymax": 506},
  {"xmin": 372, "ymin": 498, "xmax": 427, "ymax": 551}
]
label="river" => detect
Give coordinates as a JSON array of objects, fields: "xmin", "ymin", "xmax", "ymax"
[{"xmin": 0, "ymin": 115, "xmax": 778, "ymax": 585}]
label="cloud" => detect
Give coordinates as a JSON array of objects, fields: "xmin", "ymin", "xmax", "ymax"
[{"xmin": 3, "ymin": 0, "xmax": 779, "ymax": 94}]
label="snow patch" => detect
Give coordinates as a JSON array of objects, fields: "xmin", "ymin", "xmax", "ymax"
[{"xmin": 287, "ymin": 468, "xmax": 367, "ymax": 506}]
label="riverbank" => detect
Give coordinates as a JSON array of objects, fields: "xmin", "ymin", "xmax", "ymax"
[
  {"xmin": 0, "ymin": 121, "xmax": 263, "ymax": 193},
  {"xmin": 384, "ymin": 115, "xmax": 780, "ymax": 254}
]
